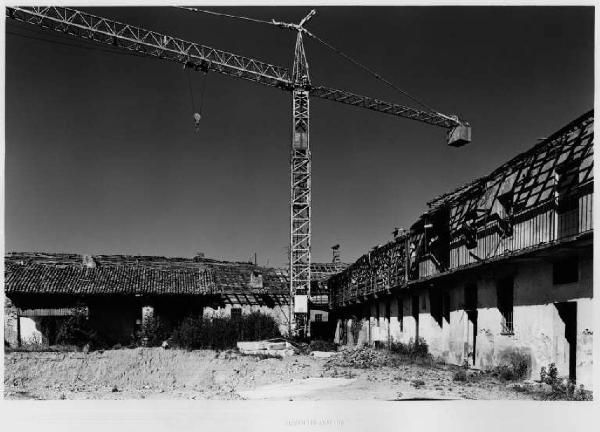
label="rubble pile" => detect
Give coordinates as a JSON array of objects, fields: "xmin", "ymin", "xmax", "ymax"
[{"xmin": 325, "ymin": 347, "xmax": 397, "ymax": 369}]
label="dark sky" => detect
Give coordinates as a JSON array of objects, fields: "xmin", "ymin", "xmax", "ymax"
[{"xmin": 5, "ymin": 6, "xmax": 594, "ymax": 267}]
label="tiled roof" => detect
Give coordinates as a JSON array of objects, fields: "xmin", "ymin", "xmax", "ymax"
[{"xmin": 4, "ymin": 252, "xmax": 288, "ymax": 296}]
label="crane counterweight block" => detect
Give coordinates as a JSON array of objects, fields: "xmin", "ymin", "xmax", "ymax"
[{"xmin": 447, "ymin": 123, "xmax": 472, "ymax": 147}]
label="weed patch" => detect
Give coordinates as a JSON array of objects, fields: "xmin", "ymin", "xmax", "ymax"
[
  {"xmin": 453, "ymin": 370, "xmax": 468, "ymax": 382},
  {"xmin": 389, "ymin": 338, "xmax": 433, "ymax": 365},
  {"xmin": 491, "ymin": 350, "xmax": 530, "ymax": 381}
]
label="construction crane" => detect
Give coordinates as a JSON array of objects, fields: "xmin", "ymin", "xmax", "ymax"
[{"xmin": 6, "ymin": 6, "xmax": 471, "ymax": 338}]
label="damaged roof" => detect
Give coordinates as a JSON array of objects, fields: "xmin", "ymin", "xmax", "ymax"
[
  {"xmin": 4, "ymin": 252, "xmax": 288, "ymax": 296},
  {"xmin": 4, "ymin": 251, "xmax": 349, "ymax": 297},
  {"xmin": 330, "ymin": 110, "xmax": 594, "ymax": 286},
  {"xmin": 311, "ymin": 262, "xmax": 349, "ymax": 280},
  {"xmin": 428, "ymin": 110, "xmax": 594, "ymax": 229}
]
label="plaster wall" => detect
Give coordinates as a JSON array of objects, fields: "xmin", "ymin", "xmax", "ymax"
[
  {"xmin": 388, "ymin": 297, "xmax": 403, "ymax": 342},
  {"xmin": 335, "ymin": 255, "xmax": 593, "ymax": 387}
]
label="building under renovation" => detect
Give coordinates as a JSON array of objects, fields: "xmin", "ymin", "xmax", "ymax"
[
  {"xmin": 4, "ymin": 252, "xmax": 345, "ymax": 347},
  {"xmin": 328, "ymin": 110, "xmax": 593, "ymax": 387}
]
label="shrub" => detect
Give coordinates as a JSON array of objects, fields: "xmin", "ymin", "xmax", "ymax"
[
  {"xmin": 572, "ymin": 385, "xmax": 593, "ymax": 401},
  {"xmin": 493, "ymin": 350, "xmax": 530, "ymax": 381},
  {"xmin": 453, "ymin": 370, "xmax": 468, "ymax": 382},
  {"xmin": 139, "ymin": 316, "xmax": 172, "ymax": 347},
  {"xmin": 170, "ymin": 315, "xmax": 204, "ymax": 350},
  {"xmin": 506, "ymin": 351, "xmax": 530, "ymax": 380},
  {"xmin": 55, "ymin": 308, "xmax": 103, "ymax": 349},
  {"xmin": 538, "ymin": 363, "xmax": 592, "ymax": 401},
  {"xmin": 412, "ymin": 338, "xmax": 430, "ymax": 358},
  {"xmin": 170, "ymin": 311, "xmax": 280, "ymax": 350},
  {"xmin": 389, "ymin": 341, "xmax": 409, "ymax": 355},
  {"xmin": 495, "ymin": 364, "xmax": 517, "ymax": 381},
  {"xmin": 389, "ymin": 338, "xmax": 431, "ymax": 361},
  {"xmin": 238, "ymin": 311, "xmax": 281, "ymax": 342},
  {"xmin": 309, "ymin": 339, "xmax": 337, "ymax": 352},
  {"xmin": 540, "ymin": 362, "xmax": 559, "ymax": 386},
  {"xmin": 411, "ymin": 379, "xmax": 425, "ymax": 388}
]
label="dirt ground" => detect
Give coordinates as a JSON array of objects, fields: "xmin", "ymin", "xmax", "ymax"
[{"xmin": 3, "ymin": 347, "xmax": 559, "ymax": 400}]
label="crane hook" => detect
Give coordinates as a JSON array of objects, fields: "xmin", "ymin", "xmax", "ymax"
[{"xmin": 193, "ymin": 112, "xmax": 202, "ymax": 131}]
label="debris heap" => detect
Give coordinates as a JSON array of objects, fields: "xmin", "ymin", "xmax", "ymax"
[{"xmin": 325, "ymin": 347, "xmax": 397, "ymax": 369}]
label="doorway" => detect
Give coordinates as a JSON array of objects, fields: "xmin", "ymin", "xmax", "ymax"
[
  {"xmin": 555, "ymin": 302, "xmax": 577, "ymax": 380},
  {"xmin": 466, "ymin": 310, "xmax": 478, "ymax": 365}
]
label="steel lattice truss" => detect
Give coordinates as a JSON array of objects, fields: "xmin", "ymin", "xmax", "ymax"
[
  {"xmin": 290, "ymin": 89, "xmax": 311, "ymax": 303},
  {"xmin": 310, "ymin": 86, "xmax": 457, "ymax": 128},
  {"xmin": 7, "ymin": 6, "xmax": 291, "ymax": 88}
]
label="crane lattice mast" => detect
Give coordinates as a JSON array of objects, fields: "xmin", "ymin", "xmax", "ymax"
[
  {"xmin": 6, "ymin": 6, "xmax": 472, "ymax": 338},
  {"xmin": 288, "ymin": 11, "xmax": 314, "ymax": 337}
]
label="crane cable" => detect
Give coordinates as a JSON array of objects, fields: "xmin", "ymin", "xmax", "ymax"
[
  {"xmin": 304, "ymin": 30, "xmax": 441, "ymax": 115},
  {"xmin": 186, "ymin": 67, "xmax": 208, "ymax": 131},
  {"xmin": 186, "ymin": 68, "xmax": 196, "ymax": 113},
  {"xmin": 175, "ymin": 6, "xmax": 276, "ymax": 27},
  {"xmin": 175, "ymin": 6, "xmax": 454, "ymax": 119}
]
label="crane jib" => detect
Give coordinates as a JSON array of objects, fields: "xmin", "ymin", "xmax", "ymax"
[
  {"xmin": 7, "ymin": 5, "xmax": 471, "ymax": 147},
  {"xmin": 6, "ymin": 6, "xmax": 292, "ymax": 87}
]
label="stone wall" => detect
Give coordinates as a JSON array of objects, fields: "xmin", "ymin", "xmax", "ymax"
[{"xmin": 4, "ymin": 297, "xmax": 19, "ymax": 347}]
